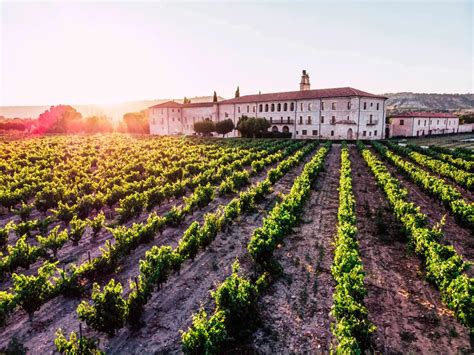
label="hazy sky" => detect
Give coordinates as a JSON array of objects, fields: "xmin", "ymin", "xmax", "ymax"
[{"xmin": 1, "ymin": 1, "xmax": 472, "ymax": 106}]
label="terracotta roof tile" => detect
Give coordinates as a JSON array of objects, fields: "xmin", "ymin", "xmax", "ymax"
[
  {"xmin": 148, "ymin": 101, "xmax": 182, "ymax": 109},
  {"xmin": 220, "ymin": 87, "xmax": 387, "ymax": 104},
  {"xmin": 391, "ymin": 112, "xmax": 457, "ymax": 118}
]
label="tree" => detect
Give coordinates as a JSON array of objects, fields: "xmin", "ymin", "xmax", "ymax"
[
  {"xmin": 118, "ymin": 111, "xmax": 149, "ymax": 134},
  {"xmin": 215, "ymin": 119, "xmax": 234, "ymax": 137},
  {"xmin": 193, "ymin": 120, "xmax": 215, "ymax": 136},
  {"xmin": 35, "ymin": 105, "xmax": 84, "ymax": 133},
  {"xmin": 183, "ymin": 97, "xmax": 191, "ymax": 104},
  {"xmin": 236, "ymin": 116, "xmax": 270, "ymax": 138},
  {"xmin": 213, "ymin": 91, "xmax": 218, "ymax": 103},
  {"xmin": 84, "ymin": 115, "xmax": 113, "ymax": 133},
  {"xmin": 235, "ymin": 86, "xmax": 240, "ymax": 98}
]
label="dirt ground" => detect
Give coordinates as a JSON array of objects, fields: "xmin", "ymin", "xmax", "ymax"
[
  {"xmin": 372, "ymin": 148, "xmax": 474, "ymax": 267},
  {"xmin": 251, "ymin": 146, "xmax": 341, "ymax": 353},
  {"xmin": 0, "ymin": 148, "xmax": 313, "ymax": 354},
  {"xmin": 350, "ymin": 146, "xmax": 472, "ymax": 354},
  {"xmin": 1, "ymin": 145, "xmax": 472, "ymax": 354}
]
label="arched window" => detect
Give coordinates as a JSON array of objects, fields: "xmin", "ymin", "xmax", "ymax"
[
  {"xmin": 290, "ymin": 102, "xmax": 295, "ymax": 111},
  {"xmin": 265, "ymin": 104, "xmax": 269, "ymax": 112},
  {"xmin": 259, "ymin": 104, "xmax": 263, "ymax": 112},
  {"xmin": 307, "ymin": 116, "xmax": 311, "ymax": 124},
  {"xmin": 277, "ymin": 103, "xmax": 281, "ymax": 111},
  {"xmin": 272, "ymin": 126, "xmax": 279, "ymax": 132},
  {"xmin": 308, "ymin": 103, "xmax": 312, "ymax": 111},
  {"xmin": 299, "ymin": 116, "xmax": 303, "ymax": 124},
  {"xmin": 284, "ymin": 103, "xmax": 288, "ymax": 111},
  {"xmin": 271, "ymin": 103, "xmax": 275, "ymax": 112}
]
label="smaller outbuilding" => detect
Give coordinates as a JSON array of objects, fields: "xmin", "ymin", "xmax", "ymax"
[{"xmin": 388, "ymin": 112, "xmax": 459, "ymax": 138}]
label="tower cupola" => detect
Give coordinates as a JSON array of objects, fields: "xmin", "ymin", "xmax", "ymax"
[{"xmin": 300, "ymin": 70, "xmax": 311, "ymax": 91}]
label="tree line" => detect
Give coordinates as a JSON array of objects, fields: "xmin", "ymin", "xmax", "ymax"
[
  {"xmin": 0, "ymin": 105, "xmax": 149, "ymax": 134},
  {"xmin": 193, "ymin": 116, "xmax": 291, "ymax": 138}
]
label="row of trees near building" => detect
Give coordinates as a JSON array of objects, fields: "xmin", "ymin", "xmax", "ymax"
[{"xmin": 193, "ymin": 116, "xmax": 289, "ymax": 138}]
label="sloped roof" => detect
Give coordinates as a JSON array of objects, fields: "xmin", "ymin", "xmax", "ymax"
[
  {"xmin": 148, "ymin": 101, "xmax": 183, "ymax": 109},
  {"xmin": 220, "ymin": 87, "xmax": 387, "ymax": 105},
  {"xmin": 391, "ymin": 112, "xmax": 457, "ymax": 118},
  {"xmin": 183, "ymin": 102, "xmax": 215, "ymax": 108}
]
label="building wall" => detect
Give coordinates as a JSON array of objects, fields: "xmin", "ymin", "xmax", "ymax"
[
  {"xmin": 149, "ymin": 96, "xmax": 386, "ymax": 139},
  {"xmin": 149, "ymin": 107, "xmax": 184, "ymax": 135},
  {"xmin": 182, "ymin": 106, "xmax": 216, "ymax": 135},
  {"xmin": 218, "ymin": 96, "xmax": 385, "ymax": 139},
  {"xmin": 459, "ymin": 123, "xmax": 473, "ymax": 133},
  {"xmin": 390, "ymin": 116, "xmax": 459, "ymax": 137}
]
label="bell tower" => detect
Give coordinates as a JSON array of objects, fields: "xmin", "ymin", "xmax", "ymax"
[{"xmin": 300, "ymin": 70, "xmax": 311, "ymax": 91}]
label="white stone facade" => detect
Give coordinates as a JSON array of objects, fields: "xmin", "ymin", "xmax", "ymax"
[
  {"xmin": 148, "ymin": 71, "xmax": 387, "ymax": 139},
  {"xmin": 389, "ymin": 114, "xmax": 460, "ymax": 138}
]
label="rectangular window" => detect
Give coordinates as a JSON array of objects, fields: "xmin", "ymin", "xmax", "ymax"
[
  {"xmin": 400, "ymin": 119, "xmax": 404, "ymax": 126},
  {"xmin": 418, "ymin": 120, "xmax": 420, "ymax": 125},
  {"xmin": 374, "ymin": 130, "xmax": 377, "ymax": 136},
  {"xmin": 363, "ymin": 131, "xmax": 366, "ymax": 136},
  {"xmin": 347, "ymin": 101, "xmax": 351, "ymax": 110},
  {"xmin": 370, "ymin": 102, "xmax": 373, "ymax": 107},
  {"xmin": 363, "ymin": 102, "xmax": 367, "ymax": 110},
  {"xmin": 247, "ymin": 105, "xmax": 249, "ymax": 113},
  {"xmin": 253, "ymin": 106, "xmax": 256, "ymax": 112},
  {"xmin": 321, "ymin": 116, "xmax": 324, "ymax": 123},
  {"xmin": 312, "ymin": 130, "xmax": 318, "ymax": 136},
  {"xmin": 332, "ymin": 102, "xmax": 336, "ymax": 110},
  {"xmin": 332, "ymin": 115, "xmax": 336, "ymax": 124},
  {"xmin": 369, "ymin": 131, "xmax": 372, "ymax": 136},
  {"xmin": 299, "ymin": 116, "xmax": 303, "ymax": 124},
  {"xmin": 331, "ymin": 130, "xmax": 334, "ymax": 136},
  {"xmin": 376, "ymin": 103, "xmax": 380, "ymax": 110},
  {"xmin": 424, "ymin": 120, "xmax": 426, "ymax": 126},
  {"xmin": 437, "ymin": 120, "xmax": 439, "ymax": 124},
  {"xmin": 238, "ymin": 107, "xmax": 241, "ymax": 113},
  {"xmin": 307, "ymin": 116, "xmax": 311, "ymax": 124},
  {"xmin": 300, "ymin": 103, "xmax": 303, "ymax": 111},
  {"xmin": 321, "ymin": 102, "xmax": 325, "ymax": 110},
  {"xmin": 302, "ymin": 129, "xmax": 307, "ymax": 135}
]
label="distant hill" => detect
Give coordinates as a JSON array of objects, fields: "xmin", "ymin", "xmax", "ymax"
[
  {"xmin": 384, "ymin": 92, "xmax": 474, "ymax": 113},
  {"xmin": 0, "ymin": 96, "xmax": 225, "ymax": 121},
  {"xmin": 3, "ymin": 93, "xmax": 474, "ymax": 121}
]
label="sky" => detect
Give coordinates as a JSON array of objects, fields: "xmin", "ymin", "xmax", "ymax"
[{"xmin": 0, "ymin": 0, "xmax": 472, "ymax": 106}]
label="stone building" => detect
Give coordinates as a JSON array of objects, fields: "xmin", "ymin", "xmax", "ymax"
[
  {"xmin": 388, "ymin": 112, "xmax": 460, "ymax": 138},
  {"xmin": 148, "ymin": 71, "xmax": 388, "ymax": 140}
]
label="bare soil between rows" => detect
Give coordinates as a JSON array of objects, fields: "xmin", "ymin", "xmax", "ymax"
[
  {"xmin": 0, "ymin": 148, "xmax": 313, "ymax": 354},
  {"xmin": 350, "ymin": 146, "xmax": 471, "ymax": 354},
  {"xmin": 371, "ymin": 148, "xmax": 474, "ymax": 267},
  {"xmin": 251, "ymin": 146, "xmax": 341, "ymax": 353}
]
